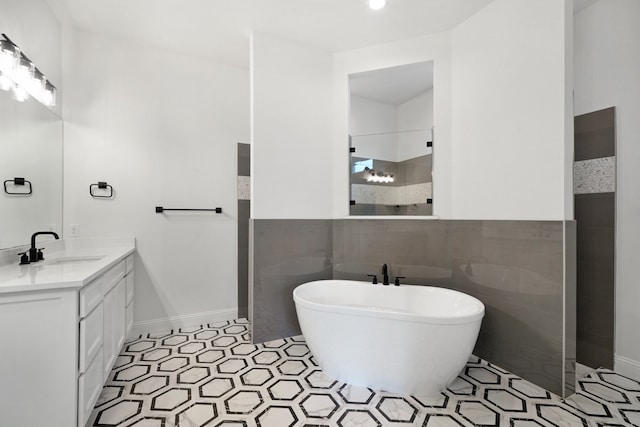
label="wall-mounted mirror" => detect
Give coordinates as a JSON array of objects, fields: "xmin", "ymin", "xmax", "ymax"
[
  {"xmin": 349, "ymin": 61, "xmax": 433, "ymax": 216},
  {"xmin": 0, "ymin": 90, "xmax": 63, "ymax": 249}
]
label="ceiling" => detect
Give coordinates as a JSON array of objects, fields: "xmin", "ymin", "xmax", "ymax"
[
  {"xmin": 350, "ymin": 61, "xmax": 434, "ymax": 105},
  {"xmin": 46, "ymin": 0, "xmax": 495, "ymax": 69},
  {"xmin": 47, "ymin": 0, "xmax": 599, "ymax": 70}
]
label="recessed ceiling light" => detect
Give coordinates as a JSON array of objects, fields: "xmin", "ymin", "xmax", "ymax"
[{"xmin": 369, "ymin": 0, "xmax": 386, "ymax": 11}]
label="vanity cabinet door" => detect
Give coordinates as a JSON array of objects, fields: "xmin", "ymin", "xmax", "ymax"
[
  {"xmin": 126, "ymin": 271, "xmax": 134, "ymax": 306},
  {"xmin": 78, "ymin": 347, "xmax": 104, "ymax": 427},
  {"xmin": 0, "ymin": 290, "xmax": 77, "ymax": 427},
  {"xmin": 115, "ymin": 279, "xmax": 127, "ymax": 350},
  {"xmin": 79, "ymin": 302, "xmax": 104, "ymax": 374},
  {"xmin": 103, "ymin": 278, "xmax": 126, "ymax": 377},
  {"xmin": 126, "ymin": 301, "xmax": 134, "ymax": 338},
  {"xmin": 125, "ymin": 270, "xmax": 135, "ymax": 338}
]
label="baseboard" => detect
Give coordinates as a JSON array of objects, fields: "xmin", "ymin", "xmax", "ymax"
[
  {"xmin": 614, "ymin": 354, "xmax": 640, "ymax": 381},
  {"xmin": 131, "ymin": 308, "xmax": 238, "ymax": 337}
]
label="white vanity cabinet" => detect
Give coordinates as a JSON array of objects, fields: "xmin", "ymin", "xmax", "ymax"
[
  {"xmin": 77, "ymin": 256, "xmax": 134, "ymax": 427},
  {"xmin": 0, "ymin": 240, "xmax": 134, "ymax": 427}
]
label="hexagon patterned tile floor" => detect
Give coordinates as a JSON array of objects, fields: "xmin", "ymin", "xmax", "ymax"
[{"xmin": 89, "ymin": 319, "xmax": 640, "ymax": 426}]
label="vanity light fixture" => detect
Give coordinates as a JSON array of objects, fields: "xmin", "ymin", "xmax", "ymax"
[
  {"xmin": 364, "ymin": 167, "xmax": 394, "ymax": 183},
  {"xmin": 369, "ymin": 0, "xmax": 386, "ymax": 10},
  {"xmin": 0, "ymin": 33, "xmax": 57, "ymax": 106}
]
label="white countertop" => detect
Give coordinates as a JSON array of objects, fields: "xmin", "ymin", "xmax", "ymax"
[{"xmin": 0, "ymin": 238, "xmax": 135, "ymax": 294}]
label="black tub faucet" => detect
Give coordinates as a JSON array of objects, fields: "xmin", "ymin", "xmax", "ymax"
[
  {"xmin": 28, "ymin": 231, "xmax": 59, "ymax": 263},
  {"xmin": 382, "ymin": 263, "xmax": 390, "ymax": 285}
]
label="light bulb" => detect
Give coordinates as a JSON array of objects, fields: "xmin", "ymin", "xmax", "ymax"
[
  {"xmin": 0, "ymin": 40, "xmax": 19, "ymax": 74},
  {"xmin": 41, "ymin": 81, "xmax": 56, "ymax": 106},
  {"xmin": 12, "ymin": 84, "xmax": 29, "ymax": 102},
  {"xmin": 14, "ymin": 57, "xmax": 34, "ymax": 90},
  {"xmin": 369, "ymin": 0, "xmax": 386, "ymax": 10},
  {"xmin": 32, "ymin": 69, "xmax": 46, "ymax": 95},
  {"xmin": 0, "ymin": 72, "xmax": 13, "ymax": 91}
]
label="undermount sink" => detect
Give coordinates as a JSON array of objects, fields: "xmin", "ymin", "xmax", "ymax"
[{"xmin": 45, "ymin": 256, "xmax": 105, "ymax": 265}]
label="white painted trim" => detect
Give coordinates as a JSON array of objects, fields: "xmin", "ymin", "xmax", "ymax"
[
  {"xmin": 615, "ymin": 355, "xmax": 640, "ymax": 381},
  {"xmin": 130, "ymin": 308, "xmax": 238, "ymax": 337}
]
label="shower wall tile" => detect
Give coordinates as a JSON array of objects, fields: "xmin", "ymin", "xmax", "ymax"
[
  {"xmin": 403, "ymin": 154, "xmax": 432, "ymax": 185},
  {"xmin": 251, "ymin": 219, "xmax": 333, "ymax": 343},
  {"xmin": 575, "ymin": 193, "xmax": 615, "ymax": 370},
  {"xmin": 574, "ymin": 107, "xmax": 615, "ymax": 161},
  {"xmin": 574, "ymin": 107, "xmax": 615, "ymax": 372},
  {"xmin": 237, "ymin": 200, "xmax": 250, "ymax": 319},
  {"xmin": 237, "ymin": 176, "xmax": 251, "ymax": 200},
  {"xmin": 237, "ymin": 142, "xmax": 251, "ymax": 176},
  {"xmin": 237, "ymin": 143, "xmax": 251, "ymax": 320},
  {"xmin": 574, "ymin": 156, "xmax": 615, "ymax": 194},
  {"xmin": 351, "ymin": 183, "xmax": 430, "ymax": 206},
  {"xmin": 349, "ymin": 203, "xmax": 432, "ymax": 216},
  {"xmin": 564, "ymin": 221, "xmax": 578, "ymax": 394}
]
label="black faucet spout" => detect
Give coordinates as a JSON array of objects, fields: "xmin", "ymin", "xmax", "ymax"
[
  {"xmin": 382, "ymin": 263, "xmax": 389, "ymax": 285},
  {"xmin": 29, "ymin": 231, "xmax": 60, "ymax": 263}
]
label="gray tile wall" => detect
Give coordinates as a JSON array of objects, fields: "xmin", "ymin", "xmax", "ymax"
[
  {"xmin": 237, "ymin": 143, "xmax": 250, "ymax": 319},
  {"xmin": 251, "ymin": 219, "xmax": 333, "ymax": 343},
  {"xmin": 575, "ymin": 107, "xmax": 615, "ymax": 161},
  {"xmin": 564, "ymin": 220, "xmax": 577, "ymax": 395},
  {"xmin": 251, "ymin": 218, "xmax": 576, "ymax": 397},
  {"xmin": 574, "ymin": 107, "xmax": 616, "ymax": 370},
  {"xmin": 237, "ymin": 200, "xmax": 250, "ymax": 319},
  {"xmin": 238, "ymin": 143, "xmax": 251, "ymax": 176}
]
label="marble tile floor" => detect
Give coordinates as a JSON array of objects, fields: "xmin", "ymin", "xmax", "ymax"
[{"xmin": 89, "ymin": 319, "xmax": 640, "ymax": 427}]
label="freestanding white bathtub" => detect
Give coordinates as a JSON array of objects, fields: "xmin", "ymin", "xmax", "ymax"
[{"xmin": 293, "ymin": 280, "xmax": 485, "ymax": 396}]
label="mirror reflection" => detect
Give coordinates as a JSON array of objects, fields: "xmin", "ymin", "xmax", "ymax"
[
  {"xmin": 0, "ymin": 90, "xmax": 63, "ymax": 249},
  {"xmin": 349, "ymin": 61, "xmax": 433, "ymax": 216}
]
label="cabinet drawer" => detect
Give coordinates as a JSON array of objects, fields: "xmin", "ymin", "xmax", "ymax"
[
  {"xmin": 78, "ymin": 347, "xmax": 104, "ymax": 427},
  {"xmin": 126, "ymin": 300, "xmax": 134, "ymax": 338},
  {"xmin": 125, "ymin": 271, "xmax": 134, "ymax": 306},
  {"xmin": 79, "ymin": 278, "xmax": 103, "ymax": 318},
  {"xmin": 125, "ymin": 254, "xmax": 134, "ymax": 275},
  {"xmin": 102, "ymin": 260, "xmax": 126, "ymax": 294},
  {"xmin": 79, "ymin": 261, "xmax": 125, "ymax": 318},
  {"xmin": 79, "ymin": 302, "xmax": 104, "ymax": 374}
]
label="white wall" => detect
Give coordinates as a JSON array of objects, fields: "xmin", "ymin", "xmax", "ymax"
[
  {"xmin": 64, "ymin": 30, "xmax": 250, "ymax": 329},
  {"xmin": 349, "ymin": 95, "xmax": 398, "ymax": 161},
  {"xmin": 251, "ymin": 32, "xmax": 333, "ymax": 219},
  {"xmin": 349, "ymin": 95, "xmax": 397, "ymax": 136},
  {"xmin": 333, "ymin": 33, "xmax": 452, "ymax": 218},
  {"xmin": 397, "ymin": 90, "xmax": 433, "ymax": 161},
  {"xmin": 451, "ymin": 0, "xmax": 573, "ymax": 220},
  {"xmin": 574, "ymin": 0, "xmax": 640, "ymax": 379},
  {"xmin": 349, "ymin": 91, "xmax": 433, "ymax": 163}
]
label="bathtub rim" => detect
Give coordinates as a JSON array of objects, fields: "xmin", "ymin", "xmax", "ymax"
[{"xmin": 293, "ymin": 280, "xmax": 485, "ymax": 325}]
